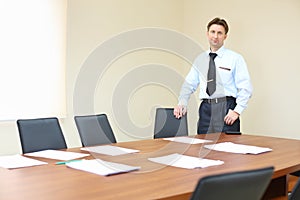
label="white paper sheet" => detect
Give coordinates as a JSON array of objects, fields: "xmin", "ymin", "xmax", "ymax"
[
  {"xmin": 25, "ymin": 149, "xmax": 90, "ymax": 161},
  {"xmin": 204, "ymin": 142, "xmax": 272, "ymax": 154},
  {"xmin": 0, "ymin": 154, "xmax": 47, "ymax": 169},
  {"xmin": 81, "ymin": 145, "xmax": 139, "ymax": 156},
  {"xmin": 148, "ymin": 153, "xmax": 224, "ymax": 169},
  {"xmin": 66, "ymin": 159, "xmax": 140, "ymax": 176},
  {"xmin": 163, "ymin": 137, "xmax": 213, "ymax": 144}
]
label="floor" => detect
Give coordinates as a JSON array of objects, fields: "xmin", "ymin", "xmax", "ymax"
[{"xmin": 289, "ymin": 175, "xmax": 299, "ymax": 192}]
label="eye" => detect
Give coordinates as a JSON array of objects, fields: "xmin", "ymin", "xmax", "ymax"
[{"xmin": 217, "ymin": 31, "xmax": 224, "ymax": 36}]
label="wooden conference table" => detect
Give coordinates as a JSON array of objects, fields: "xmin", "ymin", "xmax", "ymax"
[{"xmin": 1, "ymin": 133, "xmax": 300, "ymax": 200}]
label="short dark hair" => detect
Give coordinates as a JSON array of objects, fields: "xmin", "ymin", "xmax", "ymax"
[{"xmin": 207, "ymin": 17, "xmax": 229, "ymax": 34}]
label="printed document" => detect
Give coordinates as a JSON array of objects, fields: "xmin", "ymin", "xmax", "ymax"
[
  {"xmin": 81, "ymin": 145, "xmax": 139, "ymax": 156},
  {"xmin": 148, "ymin": 153, "xmax": 224, "ymax": 169},
  {"xmin": 204, "ymin": 142, "xmax": 272, "ymax": 154},
  {"xmin": 0, "ymin": 154, "xmax": 47, "ymax": 169},
  {"xmin": 163, "ymin": 137, "xmax": 213, "ymax": 144},
  {"xmin": 66, "ymin": 159, "xmax": 140, "ymax": 176},
  {"xmin": 25, "ymin": 149, "xmax": 90, "ymax": 161}
]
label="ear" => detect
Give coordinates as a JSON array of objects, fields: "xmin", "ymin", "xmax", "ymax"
[{"xmin": 224, "ymin": 34, "xmax": 227, "ymax": 40}]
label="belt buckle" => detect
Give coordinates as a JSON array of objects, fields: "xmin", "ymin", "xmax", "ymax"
[
  {"xmin": 206, "ymin": 98, "xmax": 219, "ymax": 104},
  {"xmin": 208, "ymin": 98, "xmax": 218, "ymax": 104}
]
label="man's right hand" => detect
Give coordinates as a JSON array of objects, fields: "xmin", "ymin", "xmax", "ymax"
[{"xmin": 174, "ymin": 105, "xmax": 187, "ymax": 119}]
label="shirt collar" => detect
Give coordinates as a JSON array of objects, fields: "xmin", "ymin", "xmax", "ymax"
[{"xmin": 206, "ymin": 46, "xmax": 226, "ymax": 58}]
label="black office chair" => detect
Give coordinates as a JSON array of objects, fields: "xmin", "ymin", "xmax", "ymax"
[
  {"xmin": 154, "ymin": 108, "xmax": 188, "ymax": 139},
  {"xmin": 17, "ymin": 117, "xmax": 67, "ymax": 154},
  {"xmin": 289, "ymin": 177, "xmax": 300, "ymax": 200},
  {"xmin": 74, "ymin": 114, "xmax": 117, "ymax": 147},
  {"xmin": 190, "ymin": 166, "xmax": 274, "ymax": 200}
]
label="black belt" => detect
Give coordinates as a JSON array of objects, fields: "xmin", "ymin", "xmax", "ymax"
[{"xmin": 202, "ymin": 96, "xmax": 236, "ymax": 104}]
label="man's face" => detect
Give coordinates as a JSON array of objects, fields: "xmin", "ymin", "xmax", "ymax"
[{"xmin": 207, "ymin": 24, "xmax": 227, "ymax": 51}]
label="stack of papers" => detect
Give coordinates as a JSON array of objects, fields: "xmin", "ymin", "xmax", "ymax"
[
  {"xmin": 66, "ymin": 159, "xmax": 140, "ymax": 176},
  {"xmin": 25, "ymin": 149, "xmax": 90, "ymax": 161},
  {"xmin": 148, "ymin": 153, "xmax": 224, "ymax": 169},
  {"xmin": 204, "ymin": 142, "xmax": 272, "ymax": 154},
  {"xmin": 81, "ymin": 145, "xmax": 139, "ymax": 156},
  {"xmin": 163, "ymin": 137, "xmax": 212, "ymax": 144},
  {"xmin": 0, "ymin": 154, "xmax": 47, "ymax": 169}
]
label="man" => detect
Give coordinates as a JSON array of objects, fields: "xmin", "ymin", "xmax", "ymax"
[{"xmin": 174, "ymin": 17, "xmax": 252, "ymax": 134}]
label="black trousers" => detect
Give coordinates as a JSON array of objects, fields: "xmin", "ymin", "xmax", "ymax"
[{"xmin": 197, "ymin": 97, "xmax": 240, "ymax": 134}]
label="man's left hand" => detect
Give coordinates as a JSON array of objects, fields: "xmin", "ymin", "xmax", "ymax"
[{"xmin": 224, "ymin": 109, "xmax": 239, "ymax": 125}]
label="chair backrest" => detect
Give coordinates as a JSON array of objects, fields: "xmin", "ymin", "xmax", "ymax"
[
  {"xmin": 17, "ymin": 117, "xmax": 67, "ymax": 154},
  {"xmin": 74, "ymin": 114, "xmax": 116, "ymax": 147},
  {"xmin": 289, "ymin": 178, "xmax": 300, "ymax": 200},
  {"xmin": 190, "ymin": 166, "xmax": 274, "ymax": 200},
  {"xmin": 154, "ymin": 108, "xmax": 188, "ymax": 139}
]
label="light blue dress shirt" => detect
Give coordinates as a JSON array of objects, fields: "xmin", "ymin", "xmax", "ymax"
[{"xmin": 178, "ymin": 46, "xmax": 253, "ymax": 114}]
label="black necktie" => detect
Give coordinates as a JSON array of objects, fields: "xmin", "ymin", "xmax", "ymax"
[{"xmin": 206, "ymin": 53, "xmax": 217, "ymax": 96}]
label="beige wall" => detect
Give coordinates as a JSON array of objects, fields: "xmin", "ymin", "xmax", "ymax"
[
  {"xmin": 1, "ymin": 0, "xmax": 300, "ymax": 155},
  {"xmin": 65, "ymin": 0, "xmax": 187, "ymax": 146}
]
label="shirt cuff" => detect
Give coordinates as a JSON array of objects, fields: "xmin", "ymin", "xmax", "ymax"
[
  {"xmin": 234, "ymin": 104, "xmax": 245, "ymax": 115},
  {"xmin": 178, "ymin": 99, "xmax": 188, "ymax": 107}
]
